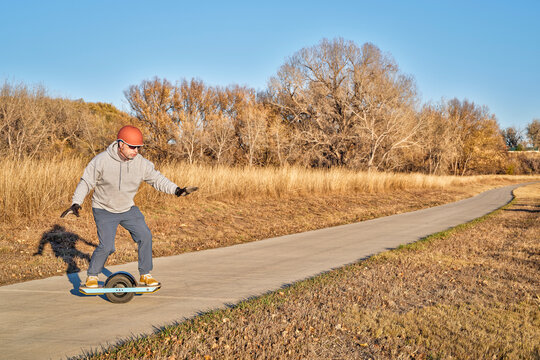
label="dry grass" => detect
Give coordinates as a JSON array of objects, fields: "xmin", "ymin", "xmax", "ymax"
[
  {"xmin": 1, "ymin": 157, "xmax": 537, "ymax": 223},
  {"xmin": 78, "ymin": 183, "xmax": 540, "ymax": 360},
  {"xmin": 0, "ymin": 187, "xmax": 478, "ymax": 285},
  {"xmin": 0, "ymin": 157, "xmax": 85, "ymax": 222},
  {"xmin": 0, "ymin": 157, "xmax": 537, "ymax": 286}
]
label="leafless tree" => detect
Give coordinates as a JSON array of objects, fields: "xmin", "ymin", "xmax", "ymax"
[
  {"xmin": 446, "ymin": 98, "xmax": 506, "ymax": 175},
  {"xmin": 0, "ymin": 82, "xmax": 118, "ymax": 159},
  {"xmin": 527, "ymin": 119, "xmax": 540, "ymax": 149},
  {"xmin": 233, "ymin": 88, "xmax": 269, "ymax": 166},
  {"xmin": 0, "ymin": 82, "xmax": 49, "ymax": 159},
  {"xmin": 172, "ymin": 79, "xmax": 211, "ymax": 164},
  {"xmin": 269, "ymin": 38, "xmax": 420, "ymax": 170},
  {"xmin": 204, "ymin": 87, "xmax": 237, "ymax": 164},
  {"xmin": 501, "ymin": 126, "xmax": 523, "ymax": 149},
  {"xmin": 124, "ymin": 77, "xmax": 178, "ymax": 160},
  {"xmin": 350, "ymin": 44, "xmax": 421, "ymax": 170},
  {"xmin": 415, "ymin": 103, "xmax": 460, "ymax": 174}
]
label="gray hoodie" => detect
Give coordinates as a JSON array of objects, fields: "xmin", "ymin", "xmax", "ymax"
[{"xmin": 72, "ymin": 141, "xmax": 178, "ymax": 213}]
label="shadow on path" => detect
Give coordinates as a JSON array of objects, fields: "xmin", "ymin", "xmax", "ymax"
[
  {"xmin": 503, "ymin": 204, "xmax": 540, "ymax": 213},
  {"xmin": 33, "ymin": 224, "xmax": 113, "ymax": 295}
]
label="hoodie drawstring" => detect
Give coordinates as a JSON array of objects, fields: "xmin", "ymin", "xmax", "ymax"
[{"xmin": 119, "ymin": 162, "xmax": 122, "ymax": 191}]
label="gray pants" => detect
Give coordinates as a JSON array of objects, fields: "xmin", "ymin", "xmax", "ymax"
[{"xmin": 88, "ymin": 206, "xmax": 153, "ymax": 276}]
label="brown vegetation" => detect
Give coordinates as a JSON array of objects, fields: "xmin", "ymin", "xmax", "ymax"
[
  {"xmin": 268, "ymin": 40, "xmax": 419, "ymax": 170},
  {"xmin": 121, "ymin": 39, "xmax": 519, "ymax": 174},
  {"xmin": 506, "ymin": 150, "xmax": 540, "ymax": 175},
  {"xmin": 79, "ymin": 183, "xmax": 539, "ymax": 360},
  {"xmin": 3, "ymin": 39, "xmax": 537, "ymax": 175},
  {"xmin": 1, "ymin": 157, "xmax": 535, "ymax": 286},
  {"xmin": 0, "ymin": 81, "xmax": 131, "ymax": 159},
  {"xmin": 527, "ymin": 119, "xmax": 540, "ymax": 149},
  {"xmin": 416, "ymin": 99, "xmax": 507, "ymax": 175},
  {"xmin": 1, "ymin": 35, "xmax": 538, "ymax": 359}
]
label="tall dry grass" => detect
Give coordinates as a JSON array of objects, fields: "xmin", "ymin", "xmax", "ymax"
[
  {"xmin": 0, "ymin": 157, "xmax": 536, "ymax": 223},
  {"xmin": 146, "ymin": 163, "xmax": 529, "ymax": 201},
  {"xmin": 0, "ymin": 157, "xmax": 85, "ymax": 222}
]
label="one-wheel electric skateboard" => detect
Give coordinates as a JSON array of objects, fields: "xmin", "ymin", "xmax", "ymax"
[{"xmin": 79, "ymin": 271, "xmax": 161, "ymax": 303}]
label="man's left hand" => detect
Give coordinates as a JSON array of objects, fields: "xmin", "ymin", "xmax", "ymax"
[{"xmin": 175, "ymin": 186, "xmax": 199, "ymax": 197}]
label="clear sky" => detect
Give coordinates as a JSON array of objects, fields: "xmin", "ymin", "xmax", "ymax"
[{"xmin": 1, "ymin": 0, "xmax": 538, "ymax": 129}]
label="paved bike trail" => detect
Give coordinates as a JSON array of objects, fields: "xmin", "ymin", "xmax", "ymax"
[{"xmin": 0, "ymin": 183, "xmax": 528, "ymax": 359}]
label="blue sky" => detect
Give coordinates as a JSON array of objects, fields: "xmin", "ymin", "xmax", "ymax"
[{"xmin": 1, "ymin": 0, "xmax": 538, "ymax": 129}]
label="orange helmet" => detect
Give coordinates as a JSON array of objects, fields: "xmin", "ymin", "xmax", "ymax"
[{"xmin": 117, "ymin": 126, "xmax": 144, "ymax": 146}]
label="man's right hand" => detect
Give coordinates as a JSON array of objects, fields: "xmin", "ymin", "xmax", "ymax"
[{"xmin": 60, "ymin": 204, "xmax": 82, "ymax": 218}]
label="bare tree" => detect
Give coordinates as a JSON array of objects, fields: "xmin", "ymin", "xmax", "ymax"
[
  {"xmin": 204, "ymin": 87, "xmax": 237, "ymax": 165},
  {"xmin": 446, "ymin": 99, "xmax": 506, "ymax": 175},
  {"xmin": 0, "ymin": 81, "xmax": 127, "ymax": 159},
  {"xmin": 501, "ymin": 126, "xmax": 523, "ymax": 150},
  {"xmin": 416, "ymin": 103, "xmax": 460, "ymax": 174},
  {"xmin": 124, "ymin": 77, "xmax": 177, "ymax": 160},
  {"xmin": 269, "ymin": 38, "xmax": 358, "ymax": 167},
  {"xmin": 0, "ymin": 82, "xmax": 51, "ymax": 159},
  {"xmin": 526, "ymin": 119, "xmax": 540, "ymax": 149},
  {"xmin": 267, "ymin": 114, "xmax": 302, "ymax": 166},
  {"xmin": 269, "ymin": 38, "xmax": 420, "ymax": 170},
  {"xmin": 233, "ymin": 89, "xmax": 269, "ymax": 166},
  {"xmin": 172, "ymin": 79, "xmax": 211, "ymax": 164}
]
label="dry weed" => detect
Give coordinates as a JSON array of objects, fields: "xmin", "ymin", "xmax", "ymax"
[
  {"xmin": 2, "ymin": 158, "xmax": 536, "ymax": 286},
  {"xmin": 0, "ymin": 188, "xmax": 472, "ymax": 285},
  {"xmin": 1, "ymin": 157, "xmax": 537, "ymax": 223},
  {"xmin": 79, "ymin": 184, "xmax": 539, "ymax": 359}
]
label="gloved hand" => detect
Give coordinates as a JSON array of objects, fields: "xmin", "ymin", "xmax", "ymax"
[
  {"xmin": 175, "ymin": 186, "xmax": 199, "ymax": 197},
  {"xmin": 60, "ymin": 204, "xmax": 82, "ymax": 218}
]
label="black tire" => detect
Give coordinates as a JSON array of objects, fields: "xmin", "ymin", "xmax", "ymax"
[{"xmin": 105, "ymin": 274, "xmax": 135, "ymax": 303}]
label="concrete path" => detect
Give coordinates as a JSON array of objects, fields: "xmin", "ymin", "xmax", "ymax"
[{"xmin": 0, "ymin": 184, "xmax": 527, "ymax": 359}]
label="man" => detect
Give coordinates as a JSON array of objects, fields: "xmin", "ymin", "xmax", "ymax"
[{"xmin": 61, "ymin": 125, "xmax": 197, "ymax": 288}]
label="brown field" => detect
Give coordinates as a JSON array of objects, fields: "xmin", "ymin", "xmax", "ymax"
[
  {"xmin": 78, "ymin": 183, "xmax": 539, "ymax": 360},
  {"xmin": 0, "ymin": 158, "xmax": 537, "ymax": 286}
]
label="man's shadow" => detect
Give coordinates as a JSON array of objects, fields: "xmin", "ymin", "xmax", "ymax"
[{"xmin": 34, "ymin": 224, "xmax": 111, "ymax": 296}]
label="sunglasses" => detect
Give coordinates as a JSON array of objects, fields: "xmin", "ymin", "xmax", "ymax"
[{"xmin": 120, "ymin": 141, "xmax": 141, "ymax": 150}]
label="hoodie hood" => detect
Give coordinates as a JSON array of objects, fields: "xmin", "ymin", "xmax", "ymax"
[{"xmin": 107, "ymin": 141, "xmax": 123, "ymax": 162}]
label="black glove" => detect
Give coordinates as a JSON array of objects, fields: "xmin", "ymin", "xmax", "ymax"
[
  {"xmin": 60, "ymin": 204, "xmax": 82, "ymax": 218},
  {"xmin": 175, "ymin": 186, "xmax": 199, "ymax": 197}
]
